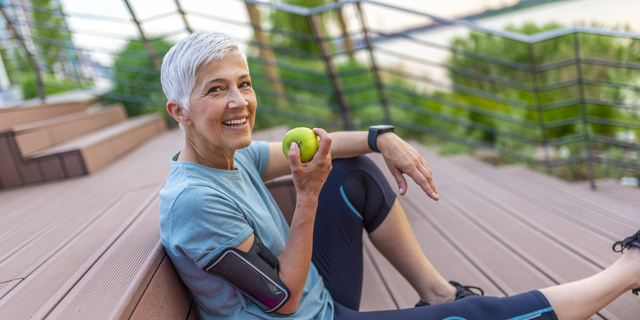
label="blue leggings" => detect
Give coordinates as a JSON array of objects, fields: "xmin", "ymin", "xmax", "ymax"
[{"xmin": 312, "ymin": 156, "xmax": 558, "ymax": 320}]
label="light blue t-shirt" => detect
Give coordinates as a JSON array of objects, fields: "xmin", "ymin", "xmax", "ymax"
[{"xmin": 159, "ymin": 141, "xmax": 334, "ymax": 320}]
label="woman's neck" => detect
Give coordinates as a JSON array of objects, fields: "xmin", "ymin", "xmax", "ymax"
[{"xmin": 178, "ymin": 137, "xmax": 236, "ymax": 170}]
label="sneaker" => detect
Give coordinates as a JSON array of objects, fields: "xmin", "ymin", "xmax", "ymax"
[
  {"xmin": 414, "ymin": 281, "xmax": 484, "ymax": 307},
  {"xmin": 613, "ymin": 229, "xmax": 640, "ymax": 295}
]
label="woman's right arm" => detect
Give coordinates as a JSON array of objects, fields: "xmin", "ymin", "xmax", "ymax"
[{"xmin": 237, "ymin": 129, "xmax": 332, "ymax": 314}]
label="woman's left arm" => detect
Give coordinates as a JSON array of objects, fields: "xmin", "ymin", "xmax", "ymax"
[{"xmin": 262, "ymin": 130, "xmax": 439, "ymax": 200}]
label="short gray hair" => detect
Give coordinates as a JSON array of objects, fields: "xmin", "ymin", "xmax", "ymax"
[{"xmin": 161, "ymin": 31, "xmax": 247, "ymax": 112}]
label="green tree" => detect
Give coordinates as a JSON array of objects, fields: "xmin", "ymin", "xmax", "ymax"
[
  {"xmin": 1, "ymin": 47, "xmax": 32, "ymax": 84},
  {"xmin": 30, "ymin": 0, "xmax": 63, "ymax": 73},
  {"xmin": 447, "ymin": 22, "xmax": 640, "ymax": 142},
  {"xmin": 268, "ymin": 0, "xmax": 331, "ymax": 54},
  {"xmin": 108, "ymin": 38, "xmax": 173, "ymax": 124}
]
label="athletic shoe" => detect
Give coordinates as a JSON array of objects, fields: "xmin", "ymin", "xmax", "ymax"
[
  {"xmin": 613, "ymin": 229, "xmax": 640, "ymax": 295},
  {"xmin": 414, "ymin": 281, "xmax": 485, "ymax": 307}
]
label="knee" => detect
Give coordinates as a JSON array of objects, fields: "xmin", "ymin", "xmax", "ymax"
[{"xmin": 337, "ymin": 157, "xmax": 396, "ymax": 233}]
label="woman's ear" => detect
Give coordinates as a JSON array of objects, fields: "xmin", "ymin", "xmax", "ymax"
[{"xmin": 166, "ymin": 100, "xmax": 192, "ymax": 126}]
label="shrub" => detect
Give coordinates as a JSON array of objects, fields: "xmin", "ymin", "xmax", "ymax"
[
  {"xmin": 20, "ymin": 74, "xmax": 73, "ymax": 100},
  {"xmin": 108, "ymin": 38, "xmax": 173, "ymax": 124}
]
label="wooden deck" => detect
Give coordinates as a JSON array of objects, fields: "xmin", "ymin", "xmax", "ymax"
[{"xmin": 0, "ymin": 126, "xmax": 638, "ymax": 319}]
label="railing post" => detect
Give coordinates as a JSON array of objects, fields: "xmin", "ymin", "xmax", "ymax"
[
  {"xmin": 308, "ymin": 13, "xmax": 353, "ymax": 130},
  {"xmin": 245, "ymin": 3, "xmax": 288, "ymax": 108},
  {"xmin": 0, "ymin": 4, "xmax": 45, "ymax": 103},
  {"xmin": 355, "ymin": 2, "xmax": 391, "ymax": 125},
  {"xmin": 174, "ymin": 0, "xmax": 193, "ymax": 34},
  {"xmin": 123, "ymin": 0, "xmax": 162, "ymax": 73},
  {"xmin": 527, "ymin": 43, "xmax": 552, "ymax": 174},
  {"xmin": 333, "ymin": 0, "xmax": 355, "ymax": 61},
  {"xmin": 573, "ymin": 32, "xmax": 596, "ymax": 189}
]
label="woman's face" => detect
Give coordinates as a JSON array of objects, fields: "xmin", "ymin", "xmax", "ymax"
[{"xmin": 186, "ymin": 54, "xmax": 257, "ymax": 153}]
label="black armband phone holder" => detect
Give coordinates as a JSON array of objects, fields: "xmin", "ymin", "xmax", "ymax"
[{"xmin": 203, "ymin": 236, "xmax": 290, "ymax": 313}]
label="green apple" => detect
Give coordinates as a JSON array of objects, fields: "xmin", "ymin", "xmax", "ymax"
[{"xmin": 282, "ymin": 127, "xmax": 320, "ymax": 163}]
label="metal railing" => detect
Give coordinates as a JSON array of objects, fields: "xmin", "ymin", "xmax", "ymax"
[{"xmin": 0, "ymin": 0, "xmax": 638, "ymax": 187}]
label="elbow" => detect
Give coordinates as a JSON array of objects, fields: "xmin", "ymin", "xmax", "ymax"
[{"xmin": 275, "ymin": 299, "xmax": 300, "ymax": 315}]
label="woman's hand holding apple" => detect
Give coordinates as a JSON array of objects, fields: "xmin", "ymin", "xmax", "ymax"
[{"xmin": 287, "ymin": 128, "xmax": 332, "ymax": 200}]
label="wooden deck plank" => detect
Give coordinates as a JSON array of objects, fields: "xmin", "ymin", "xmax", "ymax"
[
  {"xmin": 359, "ymin": 183, "xmax": 504, "ymax": 309},
  {"xmin": 581, "ymin": 179, "xmax": 640, "ymax": 206},
  {"xmin": 359, "ymin": 242, "xmax": 398, "ymax": 312},
  {"xmin": 368, "ymin": 153, "xmax": 555, "ymax": 295},
  {"xmin": 499, "ymin": 164, "xmax": 640, "ymax": 228},
  {"xmin": 0, "ymin": 131, "xmax": 181, "ymax": 300},
  {"xmin": 406, "ymin": 192, "xmax": 555, "ymax": 293},
  {"xmin": 0, "ymin": 128, "xmax": 176, "ymax": 221},
  {"xmin": 416, "ymin": 200, "xmax": 559, "ymax": 290},
  {"xmin": 0, "ymin": 131, "xmax": 179, "ymax": 266},
  {"xmin": 449, "ymin": 156, "xmax": 638, "ymax": 239},
  {"xmin": 436, "ymin": 158, "xmax": 621, "ymax": 269},
  {"xmin": 0, "ymin": 178, "xmax": 68, "ymax": 217},
  {"xmin": 370, "ymin": 145, "xmax": 639, "ymax": 319},
  {"xmin": 416, "ymin": 149, "xmax": 640, "ymax": 318},
  {"xmin": 368, "ymin": 152, "xmax": 610, "ymax": 320},
  {"xmin": 0, "ymin": 186, "xmax": 160, "ymax": 318},
  {"xmin": 45, "ymin": 199, "xmax": 164, "ymax": 320}
]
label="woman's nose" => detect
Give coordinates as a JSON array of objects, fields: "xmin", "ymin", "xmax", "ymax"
[{"xmin": 227, "ymin": 87, "xmax": 249, "ymax": 109}]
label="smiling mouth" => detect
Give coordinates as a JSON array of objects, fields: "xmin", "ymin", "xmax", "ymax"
[{"xmin": 222, "ymin": 117, "xmax": 247, "ymax": 127}]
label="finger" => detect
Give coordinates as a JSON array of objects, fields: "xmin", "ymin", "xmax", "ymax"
[
  {"xmin": 418, "ymin": 163, "xmax": 439, "ymax": 200},
  {"xmin": 313, "ymin": 128, "xmax": 332, "ymax": 157},
  {"xmin": 313, "ymin": 127, "xmax": 329, "ymax": 140},
  {"xmin": 389, "ymin": 166, "xmax": 408, "ymax": 196},
  {"xmin": 288, "ymin": 142, "xmax": 301, "ymax": 167},
  {"xmin": 408, "ymin": 166, "xmax": 438, "ymax": 201}
]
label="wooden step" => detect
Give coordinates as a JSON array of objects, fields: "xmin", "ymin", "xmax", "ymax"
[
  {"xmin": 0, "ymin": 113, "xmax": 166, "ymax": 189},
  {"xmin": 0, "ymin": 99, "xmax": 92, "ymax": 131},
  {"xmin": 13, "ymin": 105, "xmax": 127, "ymax": 157}
]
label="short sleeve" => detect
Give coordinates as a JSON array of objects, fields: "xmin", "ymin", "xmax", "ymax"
[
  {"xmin": 169, "ymin": 185, "xmax": 254, "ymax": 270},
  {"xmin": 238, "ymin": 140, "xmax": 270, "ymax": 178}
]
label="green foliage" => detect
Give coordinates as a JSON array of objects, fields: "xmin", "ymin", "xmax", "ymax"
[
  {"xmin": 19, "ymin": 73, "xmax": 70, "ymax": 99},
  {"xmin": 2, "ymin": 47, "xmax": 33, "ymax": 85},
  {"xmin": 594, "ymin": 147, "xmax": 628, "ymax": 180},
  {"xmin": 406, "ymin": 22, "xmax": 639, "ymax": 178},
  {"xmin": 447, "ymin": 22, "xmax": 639, "ymax": 144},
  {"xmin": 30, "ymin": 0, "xmax": 64, "ymax": 73},
  {"xmin": 268, "ymin": 0, "xmax": 330, "ymax": 54},
  {"xmin": 108, "ymin": 38, "xmax": 173, "ymax": 123}
]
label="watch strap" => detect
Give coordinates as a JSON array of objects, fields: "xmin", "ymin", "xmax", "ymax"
[
  {"xmin": 368, "ymin": 127, "xmax": 380, "ymax": 153},
  {"xmin": 368, "ymin": 125, "xmax": 394, "ymax": 153}
]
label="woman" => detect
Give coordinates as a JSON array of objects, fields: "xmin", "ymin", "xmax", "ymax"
[{"xmin": 159, "ymin": 31, "xmax": 640, "ymax": 320}]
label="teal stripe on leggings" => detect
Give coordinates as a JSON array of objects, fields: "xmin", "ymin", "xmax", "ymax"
[
  {"xmin": 340, "ymin": 185, "xmax": 363, "ymax": 220},
  {"xmin": 506, "ymin": 307, "xmax": 554, "ymax": 320}
]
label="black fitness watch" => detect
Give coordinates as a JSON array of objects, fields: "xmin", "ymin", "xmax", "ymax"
[{"xmin": 368, "ymin": 125, "xmax": 395, "ymax": 153}]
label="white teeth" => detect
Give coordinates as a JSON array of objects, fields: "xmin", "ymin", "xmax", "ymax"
[{"xmin": 223, "ymin": 118, "xmax": 247, "ymax": 125}]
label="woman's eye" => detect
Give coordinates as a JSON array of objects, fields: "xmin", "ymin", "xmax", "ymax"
[
  {"xmin": 240, "ymin": 81, "xmax": 251, "ymax": 88},
  {"xmin": 209, "ymin": 86, "xmax": 222, "ymax": 93}
]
